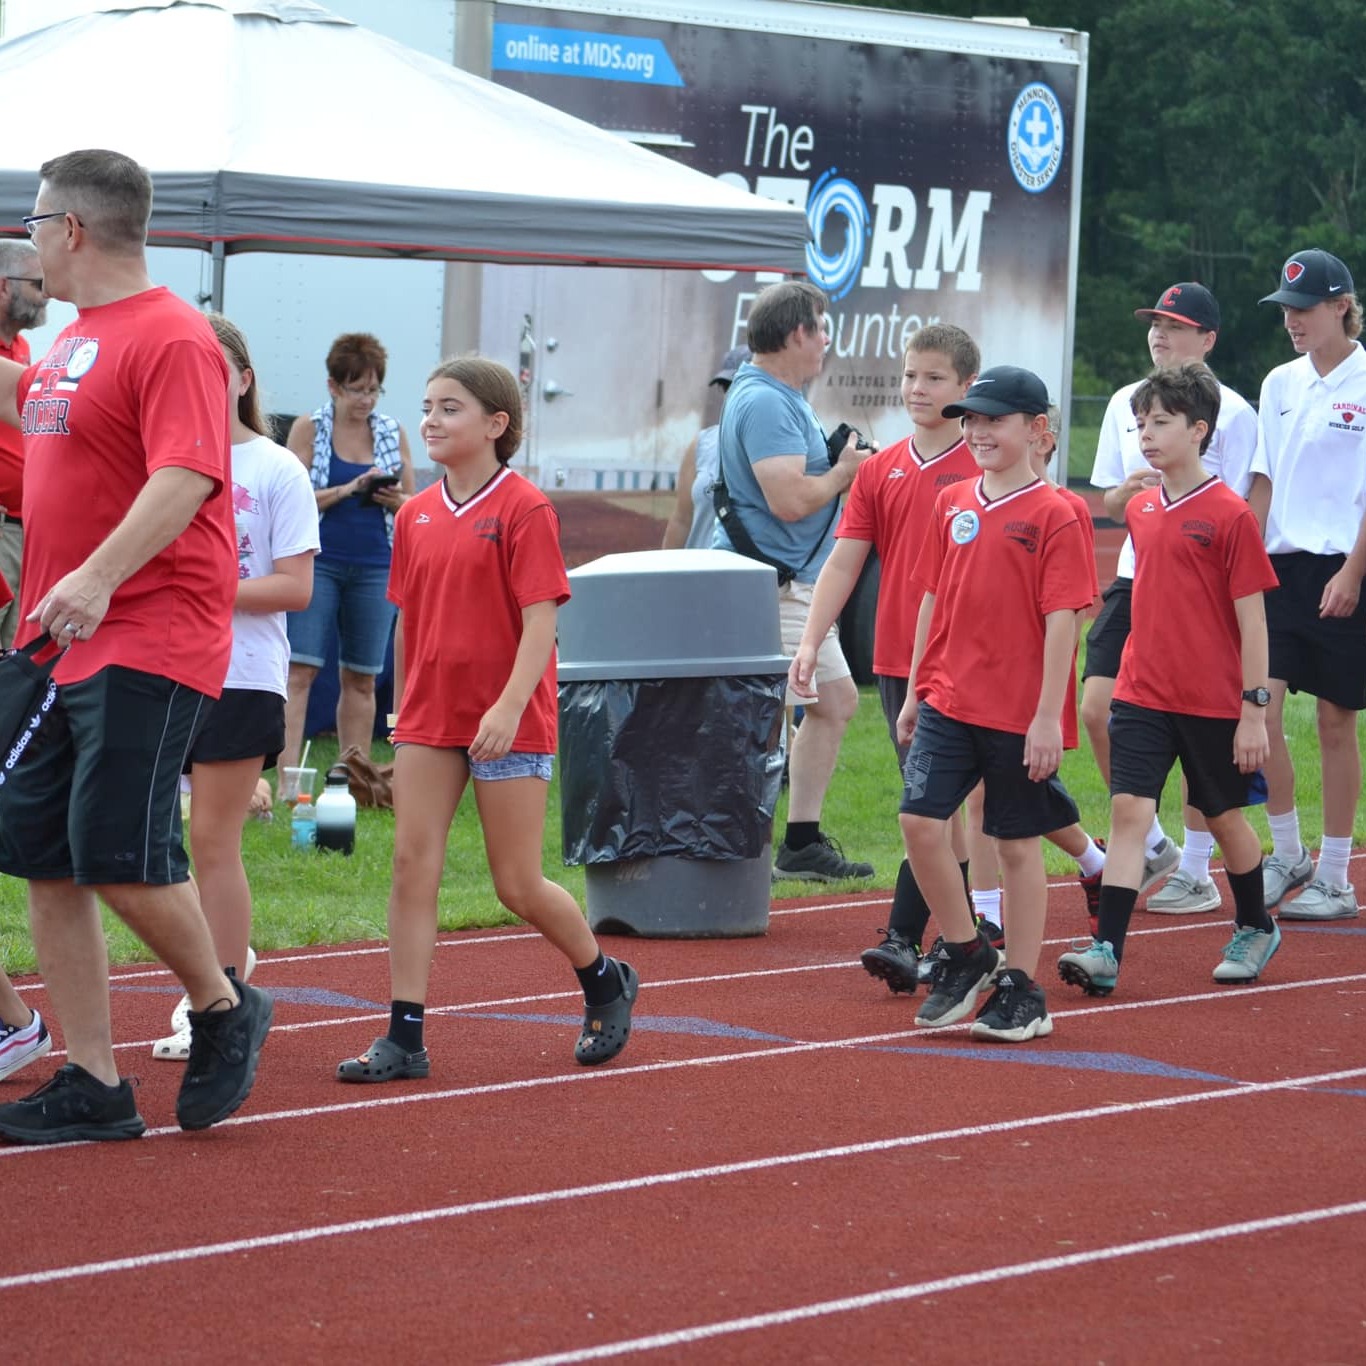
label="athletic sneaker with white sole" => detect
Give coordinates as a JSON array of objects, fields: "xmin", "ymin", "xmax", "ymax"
[
  {"xmin": 0, "ymin": 1008, "xmax": 52, "ymax": 1082},
  {"xmin": 969, "ymin": 971, "xmax": 1054, "ymax": 1043},
  {"xmin": 154, "ymin": 946, "xmax": 258, "ymax": 1061},
  {"xmin": 1138, "ymin": 838, "xmax": 1180, "ymax": 895},
  {"xmin": 1145, "ymin": 869, "xmax": 1222, "ymax": 914},
  {"xmin": 914, "ymin": 936, "xmax": 1000, "ymax": 1028},
  {"xmin": 1279, "ymin": 879, "xmax": 1358, "ymax": 921},
  {"xmin": 1262, "ymin": 847, "xmax": 1312, "ymax": 910},
  {"xmin": 1057, "ymin": 938, "xmax": 1119, "ymax": 997},
  {"xmin": 1212, "ymin": 921, "xmax": 1282, "ymax": 983}
]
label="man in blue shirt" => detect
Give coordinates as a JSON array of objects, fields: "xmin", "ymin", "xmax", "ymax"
[{"xmin": 716, "ymin": 281, "xmax": 876, "ymax": 881}]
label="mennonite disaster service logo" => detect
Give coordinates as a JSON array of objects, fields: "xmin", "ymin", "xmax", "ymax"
[{"xmin": 1008, "ymin": 84, "xmax": 1064, "ymax": 194}]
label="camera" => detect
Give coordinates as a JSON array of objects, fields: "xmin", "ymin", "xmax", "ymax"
[{"xmin": 826, "ymin": 422, "xmax": 873, "ymax": 465}]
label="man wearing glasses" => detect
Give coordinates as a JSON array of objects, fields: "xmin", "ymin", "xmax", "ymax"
[
  {"xmin": 0, "ymin": 148, "xmax": 272, "ymax": 1144},
  {"xmin": 0, "ymin": 239, "xmax": 46, "ymax": 648}
]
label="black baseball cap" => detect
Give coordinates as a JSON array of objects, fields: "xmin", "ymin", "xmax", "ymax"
[
  {"xmin": 1134, "ymin": 282, "xmax": 1220, "ymax": 331},
  {"xmin": 710, "ymin": 345, "xmax": 751, "ymax": 386},
  {"xmin": 1260, "ymin": 249, "xmax": 1355, "ymax": 308},
  {"xmin": 942, "ymin": 365, "xmax": 1050, "ymax": 419}
]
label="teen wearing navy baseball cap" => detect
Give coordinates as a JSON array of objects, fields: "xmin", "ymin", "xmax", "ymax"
[
  {"xmin": 1134, "ymin": 281, "xmax": 1221, "ymax": 332},
  {"xmin": 1249, "ymin": 246, "xmax": 1366, "ymax": 923},
  {"xmin": 942, "ymin": 365, "xmax": 1049, "ymax": 418},
  {"xmin": 1259, "ymin": 249, "xmax": 1355, "ymax": 308}
]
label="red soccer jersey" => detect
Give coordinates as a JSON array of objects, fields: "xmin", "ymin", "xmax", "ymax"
[
  {"xmin": 837, "ymin": 433, "xmax": 976, "ymax": 677},
  {"xmin": 0, "ymin": 332, "xmax": 30, "ymax": 514},
  {"xmin": 911, "ymin": 476, "xmax": 1094, "ymax": 736},
  {"xmin": 15, "ymin": 289, "xmax": 235, "ymax": 694},
  {"xmin": 1054, "ymin": 484, "xmax": 1099, "ymax": 749},
  {"xmin": 1115, "ymin": 478, "xmax": 1278, "ymax": 719},
  {"xmin": 390, "ymin": 469, "xmax": 570, "ymax": 750}
]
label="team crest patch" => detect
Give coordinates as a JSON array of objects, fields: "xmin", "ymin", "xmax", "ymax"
[
  {"xmin": 1284, "ymin": 261, "xmax": 1306, "ymax": 284},
  {"xmin": 950, "ymin": 510, "xmax": 980, "ymax": 544},
  {"xmin": 66, "ymin": 340, "xmax": 99, "ymax": 378},
  {"xmin": 1331, "ymin": 402, "xmax": 1366, "ymax": 433}
]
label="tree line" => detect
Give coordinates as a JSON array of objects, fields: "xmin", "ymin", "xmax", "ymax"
[{"xmin": 847, "ymin": 0, "xmax": 1365, "ymax": 399}]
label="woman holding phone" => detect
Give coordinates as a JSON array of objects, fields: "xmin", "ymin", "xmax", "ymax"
[{"xmin": 280, "ymin": 332, "xmax": 415, "ymax": 780}]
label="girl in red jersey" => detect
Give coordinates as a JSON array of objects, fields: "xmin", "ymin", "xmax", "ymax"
[{"xmin": 336, "ymin": 358, "xmax": 637, "ymax": 1082}]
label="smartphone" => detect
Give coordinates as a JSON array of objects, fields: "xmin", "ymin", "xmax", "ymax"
[{"xmin": 356, "ymin": 471, "xmax": 401, "ymax": 506}]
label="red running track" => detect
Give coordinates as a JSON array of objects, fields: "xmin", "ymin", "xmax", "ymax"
[{"xmin": 3, "ymin": 859, "xmax": 1365, "ymax": 1364}]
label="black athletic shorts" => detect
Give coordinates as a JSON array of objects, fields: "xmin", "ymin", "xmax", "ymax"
[
  {"xmin": 1266, "ymin": 552, "xmax": 1366, "ymax": 710},
  {"xmin": 1081, "ymin": 577, "xmax": 1133, "ymax": 682},
  {"xmin": 185, "ymin": 687, "xmax": 285, "ymax": 771},
  {"xmin": 0, "ymin": 665, "xmax": 211, "ymax": 885},
  {"xmin": 900, "ymin": 701, "xmax": 1080, "ymax": 839},
  {"xmin": 877, "ymin": 673, "xmax": 910, "ymax": 771},
  {"xmin": 1108, "ymin": 699, "xmax": 1265, "ymax": 818}
]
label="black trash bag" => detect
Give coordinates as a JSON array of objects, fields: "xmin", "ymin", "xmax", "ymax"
[{"xmin": 559, "ymin": 674, "xmax": 786, "ymax": 864}]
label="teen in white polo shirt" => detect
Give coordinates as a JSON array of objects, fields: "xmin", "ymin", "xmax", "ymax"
[
  {"xmin": 1084, "ymin": 283, "xmax": 1259, "ymax": 910},
  {"xmin": 1250, "ymin": 249, "xmax": 1366, "ymax": 921}
]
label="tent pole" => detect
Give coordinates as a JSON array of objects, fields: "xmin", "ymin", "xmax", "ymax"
[{"xmin": 210, "ymin": 240, "xmax": 225, "ymax": 312}]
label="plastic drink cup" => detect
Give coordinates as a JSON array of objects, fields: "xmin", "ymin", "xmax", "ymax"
[{"xmin": 279, "ymin": 766, "xmax": 317, "ymax": 807}]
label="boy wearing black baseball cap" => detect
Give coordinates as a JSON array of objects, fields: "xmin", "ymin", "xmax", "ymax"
[
  {"xmin": 896, "ymin": 366, "xmax": 1094, "ymax": 1041},
  {"xmin": 1249, "ymin": 249, "xmax": 1366, "ymax": 921},
  {"xmin": 1083, "ymin": 282, "xmax": 1259, "ymax": 915}
]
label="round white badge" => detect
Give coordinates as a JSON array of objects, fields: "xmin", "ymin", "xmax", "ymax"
[
  {"xmin": 950, "ymin": 510, "xmax": 980, "ymax": 545},
  {"xmin": 66, "ymin": 340, "xmax": 99, "ymax": 378}
]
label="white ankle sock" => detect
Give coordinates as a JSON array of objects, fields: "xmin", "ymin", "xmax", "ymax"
[
  {"xmin": 1268, "ymin": 810, "xmax": 1302, "ymax": 863},
  {"xmin": 1317, "ymin": 836, "xmax": 1352, "ymax": 889},
  {"xmin": 1178, "ymin": 829, "xmax": 1215, "ymax": 882},
  {"xmin": 1076, "ymin": 837, "xmax": 1106, "ymax": 878},
  {"xmin": 1144, "ymin": 815, "xmax": 1168, "ymax": 857},
  {"xmin": 972, "ymin": 887, "xmax": 1002, "ymax": 924}
]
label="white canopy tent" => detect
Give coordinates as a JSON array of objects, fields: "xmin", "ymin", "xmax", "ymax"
[{"xmin": 0, "ymin": 0, "xmax": 809, "ymax": 306}]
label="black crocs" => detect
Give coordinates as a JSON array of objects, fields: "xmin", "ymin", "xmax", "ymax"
[
  {"xmin": 336, "ymin": 1036, "xmax": 431, "ymax": 1084},
  {"xmin": 574, "ymin": 959, "xmax": 640, "ymax": 1066}
]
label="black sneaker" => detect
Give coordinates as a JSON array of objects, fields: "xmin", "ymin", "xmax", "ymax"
[
  {"xmin": 773, "ymin": 834, "xmax": 874, "ymax": 882},
  {"xmin": 0, "ymin": 1063, "xmax": 146, "ymax": 1144},
  {"xmin": 969, "ymin": 971, "xmax": 1054, "ymax": 1043},
  {"xmin": 860, "ymin": 929, "xmax": 920, "ymax": 995},
  {"xmin": 914, "ymin": 934, "xmax": 1000, "ymax": 1028},
  {"xmin": 176, "ymin": 976, "xmax": 273, "ymax": 1132},
  {"xmin": 916, "ymin": 936, "xmax": 944, "ymax": 985},
  {"xmin": 975, "ymin": 916, "xmax": 1005, "ymax": 950}
]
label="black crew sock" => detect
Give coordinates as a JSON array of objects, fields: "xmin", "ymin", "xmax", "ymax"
[
  {"xmin": 889, "ymin": 858, "xmax": 931, "ymax": 945},
  {"xmin": 388, "ymin": 1000, "xmax": 425, "ymax": 1053},
  {"xmin": 959, "ymin": 860, "xmax": 972, "ymax": 904},
  {"xmin": 784, "ymin": 821, "xmax": 820, "ymax": 852},
  {"xmin": 1229, "ymin": 863, "xmax": 1274, "ymax": 933},
  {"xmin": 577, "ymin": 952, "xmax": 621, "ymax": 1007},
  {"xmin": 1096, "ymin": 885, "xmax": 1139, "ymax": 962}
]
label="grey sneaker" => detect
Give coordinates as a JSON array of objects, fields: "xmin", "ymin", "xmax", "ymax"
[
  {"xmin": 1212, "ymin": 921, "xmax": 1282, "ymax": 983},
  {"xmin": 1138, "ymin": 838, "xmax": 1180, "ymax": 894},
  {"xmin": 1056, "ymin": 938, "xmax": 1119, "ymax": 997},
  {"xmin": 1279, "ymin": 878, "xmax": 1358, "ymax": 921},
  {"xmin": 1146, "ymin": 869, "xmax": 1221, "ymax": 915},
  {"xmin": 1262, "ymin": 847, "xmax": 1313, "ymax": 910},
  {"xmin": 773, "ymin": 834, "xmax": 873, "ymax": 882}
]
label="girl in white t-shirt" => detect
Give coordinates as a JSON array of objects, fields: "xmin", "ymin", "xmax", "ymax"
[{"xmin": 154, "ymin": 315, "xmax": 320, "ymax": 1060}]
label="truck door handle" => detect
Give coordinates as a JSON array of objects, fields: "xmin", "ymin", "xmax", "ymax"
[{"xmin": 543, "ymin": 380, "xmax": 573, "ymax": 400}]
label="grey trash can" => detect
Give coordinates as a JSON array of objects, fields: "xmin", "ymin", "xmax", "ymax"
[{"xmin": 558, "ymin": 549, "xmax": 789, "ymax": 937}]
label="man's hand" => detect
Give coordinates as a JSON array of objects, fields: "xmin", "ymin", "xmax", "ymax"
[
  {"xmin": 29, "ymin": 565, "xmax": 115, "ymax": 643},
  {"xmin": 788, "ymin": 642, "xmax": 820, "ymax": 700}
]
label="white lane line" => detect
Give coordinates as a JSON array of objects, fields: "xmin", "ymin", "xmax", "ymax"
[
  {"xmin": 498, "ymin": 1199, "xmax": 1366, "ymax": 1366},
  {"xmin": 5, "ymin": 989, "xmax": 1366, "ymax": 1162},
  {"xmin": 1, "ymin": 1064, "xmax": 1363, "ymax": 1292}
]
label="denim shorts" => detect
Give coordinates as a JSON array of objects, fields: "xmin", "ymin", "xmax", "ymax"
[
  {"xmin": 286, "ymin": 556, "xmax": 395, "ymax": 674},
  {"xmin": 470, "ymin": 751, "xmax": 554, "ymax": 782}
]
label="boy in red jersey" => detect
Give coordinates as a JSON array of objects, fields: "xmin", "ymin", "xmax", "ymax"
[
  {"xmin": 336, "ymin": 358, "xmax": 637, "ymax": 1083},
  {"xmin": 1059, "ymin": 362, "xmax": 1281, "ymax": 996},
  {"xmin": 791, "ymin": 324, "xmax": 980, "ymax": 993},
  {"xmin": 898, "ymin": 367, "xmax": 1094, "ymax": 1041}
]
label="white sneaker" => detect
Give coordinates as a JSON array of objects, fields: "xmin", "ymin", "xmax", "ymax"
[
  {"xmin": 1262, "ymin": 847, "xmax": 1312, "ymax": 910},
  {"xmin": 1145, "ymin": 869, "xmax": 1221, "ymax": 914},
  {"xmin": 1279, "ymin": 879, "xmax": 1358, "ymax": 921},
  {"xmin": 1212, "ymin": 921, "xmax": 1282, "ymax": 983},
  {"xmin": 1138, "ymin": 838, "xmax": 1180, "ymax": 894},
  {"xmin": 153, "ymin": 946, "xmax": 257, "ymax": 1061}
]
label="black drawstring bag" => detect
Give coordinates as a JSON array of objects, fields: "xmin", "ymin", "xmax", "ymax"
[{"xmin": 0, "ymin": 638, "xmax": 61, "ymax": 787}]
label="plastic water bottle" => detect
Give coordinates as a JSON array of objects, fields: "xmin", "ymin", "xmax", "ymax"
[
  {"xmin": 315, "ymin": 764, "xmax": 356, "ymax": 855},
  {"xmin": 290, "ymin": 792, "xmax": 317, "ymax": 851}
]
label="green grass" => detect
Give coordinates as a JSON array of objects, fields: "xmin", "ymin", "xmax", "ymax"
[{"xmin": 1, "ymin": 679, "xmax": 1360, "ymax": 976}]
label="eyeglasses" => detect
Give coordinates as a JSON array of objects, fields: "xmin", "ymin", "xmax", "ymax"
[
  {"xmin": 4, "ymin": 276, "xmax": 43, "ymax": 290},
  {"xmin": 339, "ymin": 383, "xmax": 384, "ymax": 399},
  {"xmin": 22, "ymin": 210, "xmax": 76, "ymax": 238}
]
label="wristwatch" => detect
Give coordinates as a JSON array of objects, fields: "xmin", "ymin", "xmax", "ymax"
[{"xmin": 1242, "ymin": 687, "xmax": 1271, "ymax": 706}]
